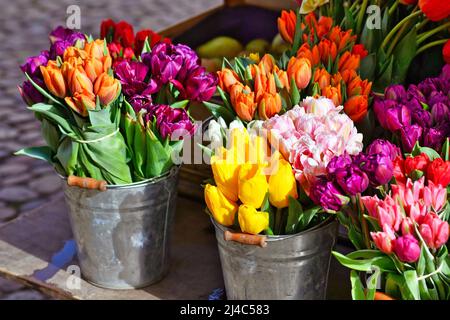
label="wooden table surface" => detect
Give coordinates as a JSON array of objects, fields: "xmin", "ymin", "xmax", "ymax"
[{"xmin": 0, "ymin": 194, "xmax": 350, "ymax": 300}]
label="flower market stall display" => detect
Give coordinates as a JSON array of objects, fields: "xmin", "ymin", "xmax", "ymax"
[
  {"xmin": 16, "ymin": 24, "xmax": 216, "ymax": 289},
  {"xmin": 331, "ymin": 140, "xmax": 450, "ymax": 300},
  {"xmin": 202, "ymin": 96, "xmax": 368, "ymax": 299}
]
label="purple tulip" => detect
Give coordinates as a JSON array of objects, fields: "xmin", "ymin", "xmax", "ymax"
[
  {"xmin": 48, "ymin": 26, "xmax": 85, "ymax": 59},
  {"xmin": 418, "ymin": 78, "xmax": 439, "ymax": 97},
  {"xmin": 357, "ymin": 153, "xmax": 393, "ymax": 187},
  {"xmin": 400, "ymin": 124, "xmax": 423, "ymax": 153},
  {"xmin": 411, "ymin": 108, "xmax": 433, "ymax": 128},
  {"xmin": 128, "ymin": 94, "xmax": 153, "ymax": 113},
  {"xmin": 404, "ymin": 97, "xmax": 424, "ymax": 113},
  {"xmin": 20, "ymin": 50, "xmax": 49, "ymax": 78},
  {"xmin": 114, "ymin": 60, "xmax": 158, "ymax": 97},
  {"xmin": 440, "ymin": 64, "xmax": 450, "ymax": 81},
  {"xmin": 366, "ymin": 139, "xmax": 401, "ymax": 161},
  {"xmin": 309, "ymin": 176, "xmax": 347, "ymax": 212},
  {"xmin": 393, "ymin": 235, "xmax": 420, "ymax": 263},
  {"xmin": 385, "ymin": 84, "xmax": 406, "ymax": 102},
  {"xmin": 173, "ymin": 44, "xmax": 200, "ymax": 82},
  {"xmin": 407, "ymin": 84, "xmax": 427, "ymax": 104},
  {"xmin": 431, "ymin": 102, "xmax": 450, "ymax": 125},
  {"xmin": 335, "ymin": 164, "xmax": 369, "ymax": 195},
  {"xmin": 384, "ymin": 103, "xmax": 411, "ymax": 131},
  {"xmin": 181, "ymin": 66, "xmax": 217, "ymax": 102},
  {"xmin": 152, "ymin": 104, "xmax": 197, "ymax": 139},
  {"xmin": 327, "ymin": 153, "xmax": 353, "ymax": 179},
  {"xmin": 428, "ymin": 91, "xmax": 448, "ymax": 108},
  {"xmin": 423, "ymin": 125, "xmax": 449, "ymax": 151},
  {"xmin": 18, "ymin": 80, "xmax": 45, "ymax": 106},
  {"xmin": 143, "ymin": 43, "xmax": 184, "ymax": 84}
]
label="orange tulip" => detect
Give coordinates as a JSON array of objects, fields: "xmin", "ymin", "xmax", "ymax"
[
  {"xmin": 258, "ymin": 92, "xmax": 282, "ymax": 120},
  {"xmin": 217, "ymin": 68, "xmax": 241, "ymax": 93},
  {"xmin": 274, "ymin": 66, "xmax": 290, "ymax": 91},
  {"xmin": 277, "ymin": 10, "xmax": 297, "ymax": 44},
  {"xmin": 65, "ymin": 92, "xmax": 96, "ymax": 117},
  {"xmin": 229, "ymin": 83, "xmax": 257, "ymax": 121},
  {"xmin": 322, "ymin": 85, "xmax": 342, "ymax": 106},
  {"xmin": 340, "ymin": 69, "xmax": 358, "ymax": 84},
  {"xmin": 313, "ymin": 68, "xmax": 331, "ymax": 90},
  {"xmin": 94, "ymin": 72, "xmax": 120, "ymax": 106},
  {"xmin": 347, "ymin": 76, "xmax": 372, "ymax": 97},
  {"xmin": 328, "ymin": 26, "xmax": 357, "ymax": 52},
  {"xmin": 40, "ymin": 61, "xmax": 67, "ymax": 98},
  {"xmin": 84, "ymin": 39, "xmax": 106, "ymax": 60},
  {"xmin": 64, "ymin": 63, "xmax": 94, "ymax": 96},
  {"xmin": 344, "ymin": 95, "xmax": 368, "ymax": 123},
  {"xmin": 259, "ymin": 54, "xmax": 275, "ymax": 74},
  {"xmin": 338, "ymin": 51, "xmax": 360, "ymax": 73},
  {"xmin": 317, "ymin": 16, "xmax": 333, "ymax": 37},
  {"xmin": 318, "ymin": 39, "xmax": 338, "ymax": 65},
  {"xmin": 84, "ymin": 56, "xmax": 105, "ymax": 82},
  {"xmin": 296, "ymin": 43, "xmax": 320, "ymax": 66},
  {"xmin": 253, "ymin": 65, "xmax": 277, "ymax": 103},
  {"xmin": 63, "ymin": 47, "xmax": 88, "ymax": 61},
  {"xmin": 287, "ymin": 57, "xmax": 311, "ymax": 90}
]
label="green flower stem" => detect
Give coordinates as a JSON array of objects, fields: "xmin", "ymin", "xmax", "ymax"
[
  {"xmin": 415, "ymin": 18, "xmax": 429, "ymax": 31},
  {"xmin": 388, "ymin": 0, "xmax": 399, "ymax": 16},
  {"xmin": 386, "ymin": 20, "xmax": 413, "ymax": 56},
  {"xmin": 349, "ymin": 0, "xmax": 360, "ymax": 12},
  {"xmin": 416, "ymin": 38, "xmax": 449, "ymax": 56},
  {"xmin": 356, "ymin": 0, "xmax": 369, "ymax": 35},
  {"xmin": 381, "ymin": 10, "xmax": 422, "ymax": 51},
  {"xmin": 417, "ymin": 21, "xmax": 450, "ymax": 45},
  {"xmin": 356, "ymin": 194, "xmax": 371, "ymax": 249}
]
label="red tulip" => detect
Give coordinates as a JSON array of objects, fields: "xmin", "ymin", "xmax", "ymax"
[{"xmin": 419, "ymin": 0, "xmax": 450, "ymax": 21}]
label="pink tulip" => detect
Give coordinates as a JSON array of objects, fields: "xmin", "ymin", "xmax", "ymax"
[
  {"xmin": 361, "ymin": 195, "xmax": 381, "ymax": 218},
  {"xmin": 401, "ymin": 217, "xmax": 415, "ymax": 235},
  {"xmin": 423, "ymin": 181, "xmax": 447, "ymax": 212},
  {"xmin": 419, "ymin": 213, "xmax": 449, "ymax": 249},
  {"xmin": 409, "ymin": 203, "xmax": 427, "ymax": 224},
  {"xmin": 394, "ymin": 234, "xmax": 421, "ymax": 263},
  {"xmin": 371, "ymin": 227, "xmax": 396, "ymax": 254}
]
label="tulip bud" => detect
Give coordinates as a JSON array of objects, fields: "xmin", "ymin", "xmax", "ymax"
[
  {"xmin": 238, "ymin": 163, "xmax": 268, "ymax": 209},
  {"xmin": 322, "ymin": 85, "xmax": 342, "ymax": 106},
  {"xmin": 204, "ymin": 184, "xmax": 238, "ymax": 227},
  {"xmin": 343, "ymin": 95, "xmax": 368, "ymax": 123},
  {"xmin": 385, "ymin": 84, "xmax": 406, "ymax": 102},
  {"xmin": 338, "ymin": 51, "xmax": 360, "ymax": 73},
  {"xmin": 287, "ymin": 57, "xmax": 311, "ymax": 90},
  {"xmin": 211, "ymin": 153, "xmax": 240, "ymax": 202},
  {"xmin": 84, "ymin": 39, "xmax": 107, "ymax": 60},
  {"xmin": 94, "ymin": 72, "xmax": 120, "ymax": 106},
  {"xmin": 65, "ymin": 92, "xmax": 96, "ymax": 117},
  {"xmin": 268, "ymin": 158, "xmax": 298, "ymax": 208},
  {"xmin": 393, "ymin": 234, "xmax": 420, "ymax": 263},
  {"xmin": 217, "ymin": 68, "xmax": 241, "ymax": 93},
  {"xmin": 258, "ymin": 92, "xmax": 282, "ymax": 120},
  {"xmin": 313, "ymin": 68, "xmax": 330, "ymax": 90},
  {"xmin": 238, "ymin": 205, "xmax": 269, "ymax": 235},
  {"xmin": 419, "ymin": 213, "xmax": 449, "ymax": 249},
  {"xmin": 68, "ymin": 66, "xmax": 94, "ymax": 95},
  {"xmin": 370, "ymin": 230, "xmax": 395, "ymax": 254},
  {"xmin": 229, "ymin": 83, "xmax": 257, "ymax": 122},
  {"xmin": 277, "ymin": 10, "xmax": 296, "ymax": 44},
  {"xmin": 40, "ymin": 61, "xmax": 67, "ymax": 98}
]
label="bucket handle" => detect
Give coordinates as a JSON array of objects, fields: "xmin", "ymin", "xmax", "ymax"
[
  {"xmin": 224, "ymin": 231, "xmax": 267, "ymax": 248},
  {"xmin": 67, "ymin": 175, "xmax": 107, "ymax": 191}
]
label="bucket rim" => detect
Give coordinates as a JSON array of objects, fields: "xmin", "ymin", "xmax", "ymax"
[
  {"xmin": 210, "ymin": 214, "xmax": 336, "ymax": 242},
  {"xmin": 58, "ymin": 165, "xmax": 180, "ymax": 190}
]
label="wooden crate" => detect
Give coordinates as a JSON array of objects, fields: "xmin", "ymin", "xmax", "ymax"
[{"xmin": 159, "ymin": 0, "xmax": 295, "ymax": 200}]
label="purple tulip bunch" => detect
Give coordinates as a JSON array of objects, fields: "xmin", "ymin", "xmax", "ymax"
[
  {"xmin": 114, "ymin": 42, "xmax": 217, "ymax": 139},
  {"xmin": 310, "ymin": 139, "xmax": 400, "ymax": 212},
  {"xmin": 18, "ymin": 26, "xmax": 85, "ymax": 106},
  {"xmin": 374, "ymin": 65, "xmax": 450, "ymax": 153}
]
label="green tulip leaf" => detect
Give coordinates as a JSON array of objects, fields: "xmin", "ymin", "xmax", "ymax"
[
  {"xmin": 392, "ymin": 28, "xmax": 417, "ymax": 84},
  {"xmin": 350, "ymin": 271, "xmax": 366, "ymax": 300},
  {"xmin": 285, "ymin": 196, "xmax": 303, "ymax": 234},
  {"xmin": 15, "ymin": 146, "xmax": 53, "ymax": 164},
  {"xmin": 203, "ymin": 101, "xmax": 236, "ymax": 124}
]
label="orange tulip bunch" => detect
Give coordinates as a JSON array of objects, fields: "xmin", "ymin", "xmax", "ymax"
[
  {"xmin": 278, "ymin": 11, "xmax": 372, "ymax": 123},
  {"xmin": 216, "ymin": 54, "xmax": 292, "ymax": 121},
  {"xmin": 40, "ymin": 39, "xmax": 120, "ymax": 116}
]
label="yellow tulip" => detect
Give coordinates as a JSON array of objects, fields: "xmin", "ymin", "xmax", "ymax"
[
  {"xmin": 247, "ymin": 135, "xmax": 269, "ymax": 166},
  {"xmin": 238, "ymin": 205, "xmax": 269, "ymax": 235},
  {"xmin": 211, "ymin": 154, "xmax": 240, "ymax": 202},
  {"xmin": 229, "ymin": 127, "xmax": 249, "ymax": 158},
  {"xmin": 238, "ymin": 163, "xmax": 268, "ymax": 208},
  {"xmin": 269, "ymin": 158, "xmax": 298, "ymax": 208},
  {"xmin": 204, "ymin": 184, "xmax": 238, "ymax": 227}
]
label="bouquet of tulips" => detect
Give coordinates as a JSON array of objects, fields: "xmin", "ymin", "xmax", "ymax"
[
  {"xmin": 373, "ymin": 65, "xmax": 450, "ymax": 155},
  {"xmin": 204, "ymin": 96, "xmax": 363, "ymax": 235},
  {"xmin": 17, "ymin": 23, "xmax": 217, "ymax": 184},
  {"xmin": 293, "ymin": 0, "xmax": 450, "ymax": 92},
  {"xmin": 320, "ymin": 136, "xmax": 450, "ymax": 299}
]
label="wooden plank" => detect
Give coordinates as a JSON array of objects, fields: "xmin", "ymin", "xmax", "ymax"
[{"xmin": 0, "ymin": 195, "xmax": 223, "ymax": 300}]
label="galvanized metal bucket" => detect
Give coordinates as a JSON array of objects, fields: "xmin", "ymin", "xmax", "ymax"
[
  {"xmin": 212, "ymin": 217, "xmax": 338, "ymax": 300},
  {"xmin": 62, "ymin": 167, "xmax": 179, "ymax": 289}
]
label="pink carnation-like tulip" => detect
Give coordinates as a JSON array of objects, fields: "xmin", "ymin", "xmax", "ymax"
[
  {"xmin": 264, "ymin": 97, "xmax": 363, "ymax": 194},
  {"xmin": 371, "ymin": 227, "xmax": 396, "ymax": 254},
  {"xmin": 419, "ymin": 213, "xmax": 449, "ymax": 249},
  {"xmin": 394, "ymin": 234, "xmax": 421, "ymax": 263},
  {"xmin": 362, "ymin": 195, "xmax": 402, "ymax": 232},
  {"xmin": 423, "ymin": 181, "xmax": 447, "ymax": 212}
]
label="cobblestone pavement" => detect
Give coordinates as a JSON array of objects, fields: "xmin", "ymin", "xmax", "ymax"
[{"xmin": 0, "ymin": 0, "xmax": 221, "ymax": 300}]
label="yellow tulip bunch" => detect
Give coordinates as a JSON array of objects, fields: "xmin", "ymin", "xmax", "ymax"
[{"xmin": 204, "ymin": 128, "xmax": 298, "ymax": 235}]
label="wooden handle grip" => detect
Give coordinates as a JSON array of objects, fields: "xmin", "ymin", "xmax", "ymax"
[
  {"xmin": 224, "ymin": 230, "xmax": 267, "ymax": 248},
  {"xmin": 67, "ymin": 175, "xmax": 107, "ymax": 191},
  {"xmin": 373, "ymin": 291, "xmax": 394, "ymax": 300}
]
